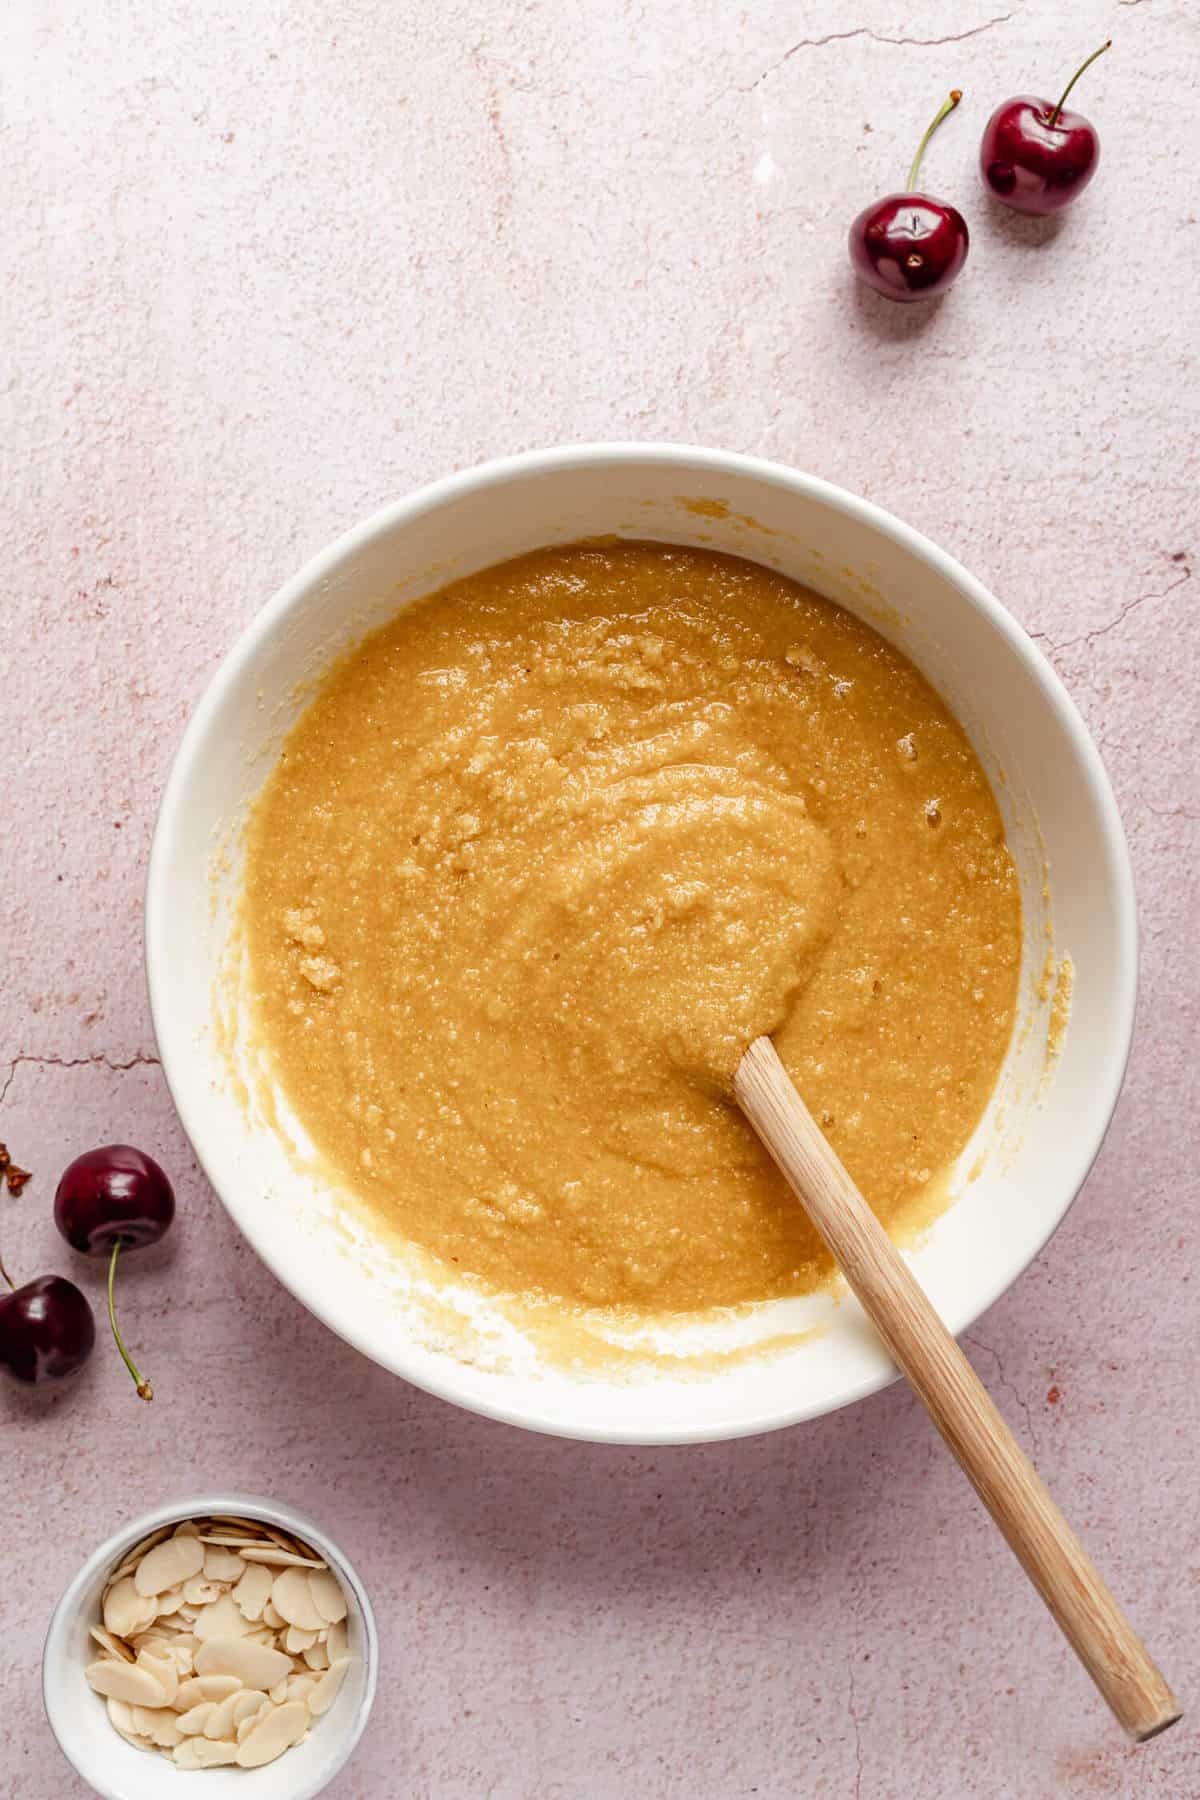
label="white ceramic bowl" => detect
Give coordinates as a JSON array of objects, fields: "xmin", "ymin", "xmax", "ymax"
[
  {"xmin": 44, "ymin": 1494, "xmax": 377, "ymax": 1799},
  {"xmin": 146, "ymin": 445, "xmax": 1136, "ymax": 1444}
]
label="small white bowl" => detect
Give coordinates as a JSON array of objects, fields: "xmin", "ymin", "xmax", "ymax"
[
  {"xmin": 146, "ymin": 444, "xmax": 1137, "ymax": 1444},
  {"xmin": 43, "ymin": 1494, "xmax": 378, "ymax": 1800}
]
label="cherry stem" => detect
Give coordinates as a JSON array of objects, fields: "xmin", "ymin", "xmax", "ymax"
[
  {"xmin": 907, "ymin": 89, "xmax": 962, "ymax": 192},
  {"xmin": 107, "ymin": 1239, "xmax": 153, "ymax": 1402},
  {"xmin": 1048, "ymin": 40, "xmax": 1111, "ymax": 129},
  {"xmin": 0, "ymin": 1249, "xmax": 13, "ymax": 1291}
]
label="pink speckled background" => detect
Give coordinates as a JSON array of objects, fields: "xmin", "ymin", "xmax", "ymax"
[{"xmin": 2, "ymin": 1, "xmax": 1197, "ymax": 1794}]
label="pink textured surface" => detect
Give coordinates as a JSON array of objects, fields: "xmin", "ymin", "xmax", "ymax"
[{"xmin": 2, "ymin": 1, "xmax": 1197, "ymax": 1794}]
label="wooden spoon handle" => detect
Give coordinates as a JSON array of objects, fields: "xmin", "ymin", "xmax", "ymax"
[{"xmin": 734, "ymin": 1036, "xmax": 1180, "ymax": 1742}]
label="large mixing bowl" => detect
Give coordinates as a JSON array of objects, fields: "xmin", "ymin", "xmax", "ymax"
[{"xmin": 146, "ymin": 445, "xmax": 1135, "ymax": 1443}]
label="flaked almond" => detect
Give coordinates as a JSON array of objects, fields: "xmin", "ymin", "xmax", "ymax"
[
  {"xmin": 195, "ymin": 1635, "xmax": 292, "ymax": 1689},
  {"xmin": 175, "ymin": 1736, "xmax": 239, "ymax": 1769},
  {"xmin": 203, "ymin": 1545, "xmax": 246, "ymax": 1583},
  {"xmin": 183, "ymin": 1576, "xmax": 223, "ymax": 1607},
  {"xmin": 238, "ymin": 1546, "xmax": 326, "ymax": 1570},
  {"xmin": 131, "ymin": 1705, "xmax": 183, "ymax": 1748},
  {"xmin": 308, "ymin": 1569, "xmax": 348, "ymax": 1625},
  {"xmin": 232, "ymin": 1562, "xmax": 274, "ymax": 1622},
  {"xmin": 272, "ymin": 1567, "xmax": 324, "ymax": 1631},
  {"xmin": 327, "ymin": 1618, "xmax": 348, "ymax": 1660},
  {"xmin": 285, "ymin": 1625, "xmax": 318, "ymax": 1654},
  {"xmin": 108, "ymin": 1525, "xmax": 174, "ymax": 1584},
  {"xmin": 261, "ymin": 1598, "xmax": 286, "ymax": 1630},
  {"xmin": 171, "ymin": 1673, "xmax": 241, "ymax": 1712},
  {"xmin": 307, "ymin": 1657, "xmax": 351, "ymax": 1717},
  {"xmin": 231, "ymin": 1690, "xmax": 269, "ymax": 1730},
  {"xmin": 106, "ymin": 1696, "xmax": 136, "ymax": 1734},
  {"xmin": 86, "ymin": 1659, "xmax": 171, "ymax": 1708},
  {"xmin": 236, "ymin": 1700, "xmax": 309, "ymax": 1769},
  {"xmin": 135, "ymin": 1647, "xmax": 178, "ymax": 1706},
  {"xmin": 202, "ymin": 1692, "xmax": 244, "ymax": 1740},
  {"xmin": 302, "ymin": 1639, "xmax": 330, "ymax": 1671},
  {"xmin": 135, "ymin": 1534, "xmax": 205, "ymax": 1597},
  {"xmin": 193, "ymin": 1592, "xmax": 249, "ymax": 1644},
  {"xmin": 103, "ymin": 1576, "xmax": 157, "ymax": 1640},
  {"xmin": 174, "ymin": 1701, "xmax": 216, "ymax": 1736},
  {"xmin": 90, "ymin": 1625, "xmax": 135, "ymax": 1664}
]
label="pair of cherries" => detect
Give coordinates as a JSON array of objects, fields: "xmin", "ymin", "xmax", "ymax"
[
  {"xmin": 851, "ymin": 42, "xmax": 1110, "ymax": 302},
  {"xmin": 0, "ymin": 1146, "xmax": 174, "ymax": 1400}
]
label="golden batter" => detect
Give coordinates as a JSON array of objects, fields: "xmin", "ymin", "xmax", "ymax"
[{"xmin": 243, "ymin": 542, "xmax": 1020, "ymax": 1312}]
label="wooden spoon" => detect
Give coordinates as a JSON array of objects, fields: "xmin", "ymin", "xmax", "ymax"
[{"xmin": 734, "ymin": 1035, "xmax": 1180, "ymax": 1742}]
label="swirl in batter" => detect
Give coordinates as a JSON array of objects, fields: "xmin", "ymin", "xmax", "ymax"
[{"xmin": 243, "ymin": 542, "xmax": 1020, "ymax": 1311}]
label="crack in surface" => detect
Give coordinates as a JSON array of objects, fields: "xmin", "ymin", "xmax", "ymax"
[
  {"xmin": 0, "ymin": 1052, "xmax": 160, "ymax": 1107},
  {"xmin": 846, "ymin": 1651, "xmax": 865, "ymax": 1800},
  {"xmin": 963, "ymin": 1331, "xmax": 1039, "ymax": 1456},
  {"xmin": 1032, "ymin": 564, "xmax": 1191, "ymax": 656},
  {"xmin": 1145, "ymin": 801, "xmax": 1199, "ymax": 823},
  {"xmin": 731, "ymin": 12, "xmax": 1016, "ymax": 96}
]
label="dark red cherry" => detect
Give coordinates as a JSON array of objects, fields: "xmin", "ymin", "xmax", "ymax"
[
  {"xmin": 981, "ymin": 41, "xmax": 1109, "ymax": 216},
  {"xmin": 54, "ymin": 1145, "xmax": 175, "ymax": 1402},
  {"xmin": 850, "ymin": 90, "xmax": 969, "ymax": 302},
  {"xmin": 0, "ymin": 1275, "xmax": 96, "ymax": 1385},
  {"xmin": 54, "ymin": 1144, "xmax": 175, "ymax": 1255}
]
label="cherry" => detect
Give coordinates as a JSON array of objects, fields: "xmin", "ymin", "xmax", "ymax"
[
  {"xmin": 0, "ymin": 1275, "xmax": 96, "ymax": 1385},
  {"xmin": 849, "ymin": 89, "xmax": 969, "ymax": 302},
  {"xmin": 54, "ymin": 1145, "xmax": 175, "ymax": 1402},
  {"xmin": 980, "ymin": 40, "xmax": 1109, "ymax": 216}
]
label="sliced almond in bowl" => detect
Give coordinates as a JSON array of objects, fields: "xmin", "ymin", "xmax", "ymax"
[
  {"xmin": 135, "ymin": 1535, "xmax": 204, "ymax": 1597},
  {"xmin": 308, "ymin": 1657, "xmax": 351, "ymax": 1717},
  {"xmin": 195, "ymin": 1634, "xmax": 292, "ymax": 1690},
  {"xmin": 86, "ymin": 1660, "xmax": 171, "ymax": 1708},
  {"xmin": 85, "ymin": 1512, "xmax": 360, "ymax": 1773},
  {"xmin": 175, "ymin": 1736, "xmax": 240, "ymax": 1769},
  {"xmin": 271, "ymin": 1567, "xmax": 325, "ymax": 1631},
  {"xmin": 236, "ymin": 1700, "xmax": 309, "ymax": 1769}
]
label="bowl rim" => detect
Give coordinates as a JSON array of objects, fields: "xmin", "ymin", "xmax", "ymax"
[
  {"xmin": 42, "ymin": 1491, "xmax": 378, "ymax": 1799},
  {"xmin": 145, "ymin": 441, "xmax": 1138, "ymax": 1444}
]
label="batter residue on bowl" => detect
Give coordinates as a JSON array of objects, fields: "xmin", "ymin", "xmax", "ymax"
[{"xmin": 241, "ymin": 542, "xmax": 1020, "ymax": 1312}]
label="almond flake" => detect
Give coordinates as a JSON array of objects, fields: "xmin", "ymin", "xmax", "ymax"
[
  {"xmin": 174, "ymin": 1701, "xmax": 216, "ymax": 1736},
  {"xmin": 108, "ymin": 1525, "xmax": 174, "ymax": 1584},
  {"xmin": 172, "ymin": 1674, "xmax": 241, "ymax": 1713},
  {"xmin": 90, "ymin": 1625, "xmax": 135, "ymax": 1664},
  {"xmin": 106, "ymin": 1697, "xmax": 135, "ymax": 1734},
  {"xmin": 236, "ymin": 1700, "xmax": 309, "ymax": 1769},
  {"xmin": 307, "ymin": 1657, "xmax": 351, "ymax": 1717},
  {"xmin": 194, "ymin": 1592, "xmax": 249, "ymax": 1644},
  {"xmin": 175, "ymin": 1737, "xmax": 240, "ymax": 1769},
  {"xmin": 135, "ymin": 1647, "xmax": 179, "ymax": 1705},
  {"xmin": 203, "ymin": 1692, "xmax": 244, "ymax": 1740},
  {"xmin": 135, "ymin": 1535, "xmax": 205, "ymax": 1597},
  {"xmin": 131, "ymin": 1705, "xmax": 183, "ymax": 1748},
  {"xmin": 86, "ymin": 1659, "xmax": 171, "ymax": 1708},
  {"xmin": 231, "ymin": 1690, "xmax": 268, "ymax": 1730},
  {"xmin": 238, "ymin": 1546, "xmax": 327, "ymax": 1570},
  {"xmin": 203, "ymin": 1546, "xmax": 246, "ymax": 1582},
  {"xmin": 308, "ymin": 1568, "xmax": 348, "ymax": 1624},
  {"xmin": 271, "ymin": 1567, "xmax": 324, "ymax": 1631},
  {"xmin": 232, "ymin": 1562, "xmax": 274, "ymax": 1621},
  {"xmin": 195, "ymin": 1635, "xmax": 292, "ymax": 1689},
  {"xmin": 103, "ymin": 1576, "xmax": 157, "ymax": 1640}
]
